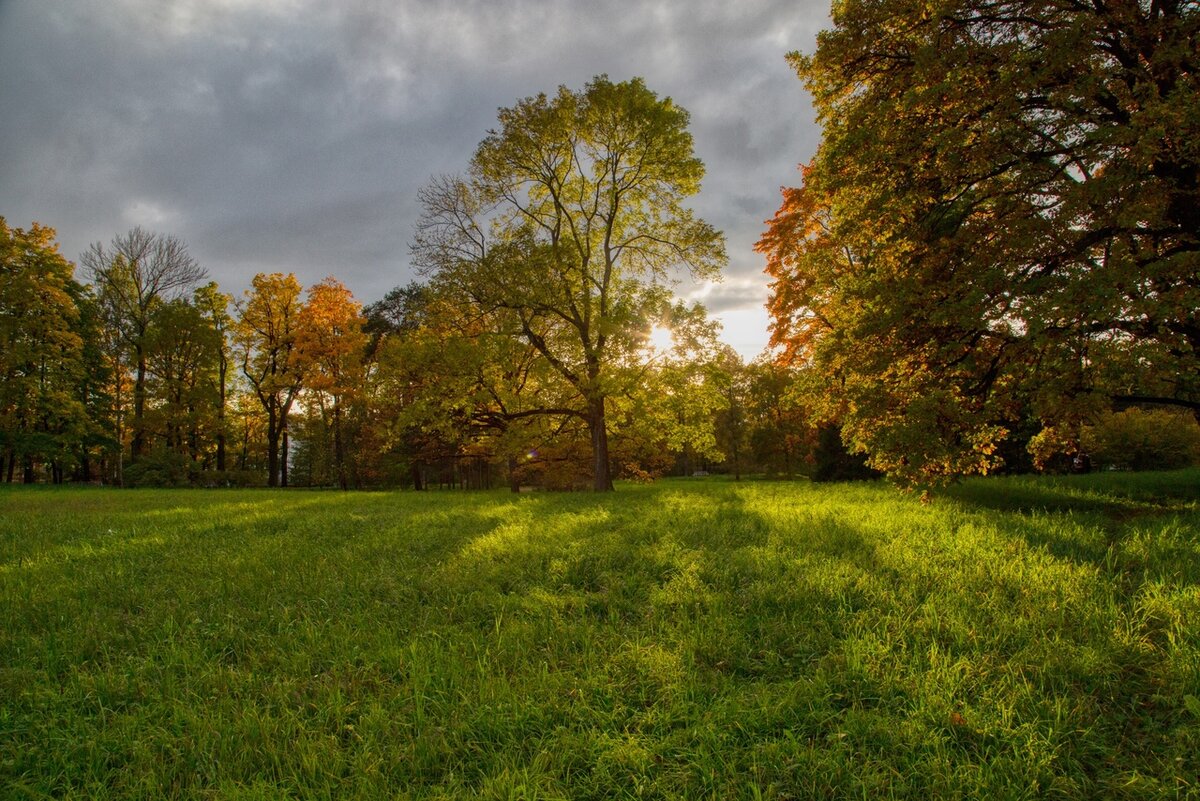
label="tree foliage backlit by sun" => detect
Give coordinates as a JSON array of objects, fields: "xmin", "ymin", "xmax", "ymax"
[{"xmin": 759, "ymin": 0, "xmax": 1199, "ymax": 483}]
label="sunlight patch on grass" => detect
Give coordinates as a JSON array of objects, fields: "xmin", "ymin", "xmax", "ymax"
[{"xmin": 1, "ymin": 470, "xmax": 1197, "ymax": 798}]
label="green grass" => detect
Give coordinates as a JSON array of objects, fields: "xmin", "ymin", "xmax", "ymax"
[{"xmin": 2, "ymin": 470, "xmax": 1198, "ymax": 799}]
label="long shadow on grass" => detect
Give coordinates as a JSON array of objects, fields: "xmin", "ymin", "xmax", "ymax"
[
  {"xmin": 939, "ymin": 472, "xmax": 1200, "ymax": 583},
  {"xmin": 6, "ymin": 483, "xmax": 1198, "ymax": 798}
]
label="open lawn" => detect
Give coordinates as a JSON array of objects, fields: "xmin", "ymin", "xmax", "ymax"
[{"xmin": 2, "ymin": 471, "xmax": 1198, "ymax": 799}]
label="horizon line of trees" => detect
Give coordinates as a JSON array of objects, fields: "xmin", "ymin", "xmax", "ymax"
[
  {"xmin": 0, "ymin": 216, "xmax": 840, "ymax": 489},
  {"xmin": 4, "ymin": 214, "xmax": 1194, "ymax": 491}
]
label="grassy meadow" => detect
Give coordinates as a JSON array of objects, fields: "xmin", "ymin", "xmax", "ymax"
[{"xmin": 2, "ymin": 471, "xmax": 1198, "ymax": 799}]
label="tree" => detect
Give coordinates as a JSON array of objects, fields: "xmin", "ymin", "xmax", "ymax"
[
  {"xmin": 615, "ymin": 304, "xmax": 730, "ymax": 478},
  {"xmin": 235, "ymin": 273, "xmax": 308, "ymax": 488},
  {"xmin": 710, "ymin": 346, "xmax": 750, "ymax": 480},
  {"xmin": 143, "ymin": 298, "xmax": 222, "ymax": 462},
  {"xmin": 743, "ymin": 358, "xmax": 815, "ymax": 478},
  {"xmin": 413, "ymin": 75, "xmax": 726, "ymax": 490},
  {"xmin": 372, "ymin": 285, "xmax": 578, "ymax": 491},
  {"xmin": 81, "ymin": 227, "xmax": 206, "ymax": 462},
  {"xmin": 760, "ymin": 1, "xmax": 1199, "ymax": 482},
  {"xmin": 295, "ymin": 277, "xmax": 367, "ymax": 490},
  {"xmin": 194, "ymin": 282, "xmax": 234, "ymax": 472},
  {"xmin": 69, "ymin": 286, "xmax": 115, "ymax": 482},
  {"xmin": 363, "ymin": 282, "xmax": 431, "ymax": 349},
  {"xmin": 0, "ymin": 219, "xmax": 91, "ymax": 482}
]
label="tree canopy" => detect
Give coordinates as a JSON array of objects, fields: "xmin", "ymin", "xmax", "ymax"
[
  {"xmin": 81, "ymin": 227, "xmax": 207, "ymax": 462},
  {"xmin": 413, "ymin": 75, "xmax": 726, "ymax": 490},
  {"xmin": 235, "ymin": 272, "xmax": 308, "ymax": 488},
  {"xmin": 0, "ymin": 219, "xmax": 93, "ymax": 482},
  {"xmin": 760, "ymin": 0, "xmax": 1199, "ymax": 482}
]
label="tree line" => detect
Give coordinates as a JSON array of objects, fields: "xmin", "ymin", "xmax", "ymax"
[
  {"xmin": 3, "ymin": 76, "xmax": 834, "ymax": 489},
  {"xmin": 0, "ymin": 226, "xmax": 821, "ymax": 489}
]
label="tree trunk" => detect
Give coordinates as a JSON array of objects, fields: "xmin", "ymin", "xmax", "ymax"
[
  {"xmin": 266, "ymin": 404, "xmax": 279, "ymax": 488},
  {"xmin": 186, "ymin": 398, "xmax": 199, "ymax": 464},
  {"xmin": 23, "ymin": 454, "xmax": 34, "ymax": 484},
  {"xmin": 507, "ymin": 455, "xmax": 521, "ymax": 493},
  {"xmin": 114, "ymin": 368, "xmax": 125, "ymax": 487},
  {"xmin": 333, "ymin": 400, "xmax": 347, "ymax": 491},
  {"xmin": 588, "ymin": 395, "xmax": 614, "ymax": 491},
  {"xmin": 6, "ymin": 451, "xmax": 15, "ymax": 483},
  {"xmin": 281, "ymin": 427, "xmax": 289, "ymax": 488},
  {"xmin": 216, "ymin": 357, "xmax": 227, "ymax": 472},
  {"xmin": 132, "ymin": 346, "xmax": 147, "ymax": 461},
  {"xmin": 410, "ymin": 460, "xmax": 424, "ymax": 491}
]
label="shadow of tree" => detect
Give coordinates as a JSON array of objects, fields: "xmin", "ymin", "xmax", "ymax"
[{"xmin": 3, "ymin": 479, "xmax": 1198, "ymax": 798}]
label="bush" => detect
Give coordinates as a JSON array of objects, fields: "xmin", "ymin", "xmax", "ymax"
[
  {"xmin": 1082, "ymin": 408, "xmax": 1200, "ymax": 471},
  {"xmin": 123, "ymin": 450, "xmax": 196, "ymax": 488}
]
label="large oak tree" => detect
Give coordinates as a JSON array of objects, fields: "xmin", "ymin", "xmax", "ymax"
[
  {"xmin": 413, "ymin": 75, "xmax": 726, "ymax": 490},
  {"xmin": 760, "ymin": 0, "xmax": 1199, "ymax": 482}
]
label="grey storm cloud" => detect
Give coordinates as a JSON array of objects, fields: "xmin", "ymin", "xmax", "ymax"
[{"xmin": 0, "ymin": 0, "xmax": 829, "ymax": 358}]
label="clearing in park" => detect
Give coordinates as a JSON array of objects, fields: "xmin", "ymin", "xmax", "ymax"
[{"xmin": 2, "ymin": 471, "xmax": 1198, "ymax": 799}]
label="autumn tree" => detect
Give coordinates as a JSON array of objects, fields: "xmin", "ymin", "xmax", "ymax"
[
  {"xmin": 743, "ymin": 358, "xmax": 815, "ymax": 478},
  {"xmin": 81, "ymin": 227, "xmax": 206, "ymax": 462},
  {"xmin": 362, "ymin": 283, "xmax": 439, "ymax": 488},
  {"xmin": 70, "ymin": 286, "xmax": 115, "ymax": 482},
  {"xmin": 0, "ymin": 219, "xmax": 91, "ymax": 482},
  {"xmin": 295, "ymin": 277, "xmax": 367, "ymax": 490},
  {"xmin": 413, "ymin": 75, "xmax": 726, "ymax": 491},
  {"xmin": 369, "ymin": 284, "xmax": 570, "ymax": 490},
  {"xmin": 235, "ymin": 272, "xmax": 308, "ymax": 487},
  {"xmin": 760, "ymin": 0, "xmax": 1199, "ymax": 482}
]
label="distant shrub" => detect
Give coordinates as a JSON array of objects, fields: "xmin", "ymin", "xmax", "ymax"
[
  {"xmin": 124, "ymin": 455, "xmax": 267, "ymax": 488},
  {"xmin": 1082, "ymin": 408, "xmax": 1200, "ymax": 471},
  {"xmin": 123, "ymin": 451, "xmax": 196, "ymax": 488}
]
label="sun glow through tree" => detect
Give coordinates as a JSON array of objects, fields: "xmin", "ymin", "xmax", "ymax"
[{"xmin": 648, "ymin": 324, "xmax": 674, "ymax": 354}]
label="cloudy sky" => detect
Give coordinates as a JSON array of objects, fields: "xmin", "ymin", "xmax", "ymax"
[{"xmin": 0, "ymin": 0, "xmax": 829, "ymax": 359}]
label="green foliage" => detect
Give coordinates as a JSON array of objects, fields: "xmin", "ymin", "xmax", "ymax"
[
  {"xmin": 122, "ymin": 448, "xmax": 198, "ymax": 487},
  {"xmin": 0, "ymin": 218, "xmax": 94, "ymax": 481},
  {"xmin": 762, "ymin": 1, "xmax": 1200, "ymax": 483},
  {"xmin": 144, "ymin": 298, "xmax": 223, "ymax": 457},
  {"xmin": 2, "ymin": 471, "xmax": 1198, "ymax": 797},
  {"xmin": 742, "ymin": 359, "xmax": 816, "ymax": 478},
  {"xmin": 1083, "ymin": 408, "xmax": 1200, "ymax": 471},
  {"xmin": 414, "ymin": 75, "xmax": 726, "ymax": 490}
]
